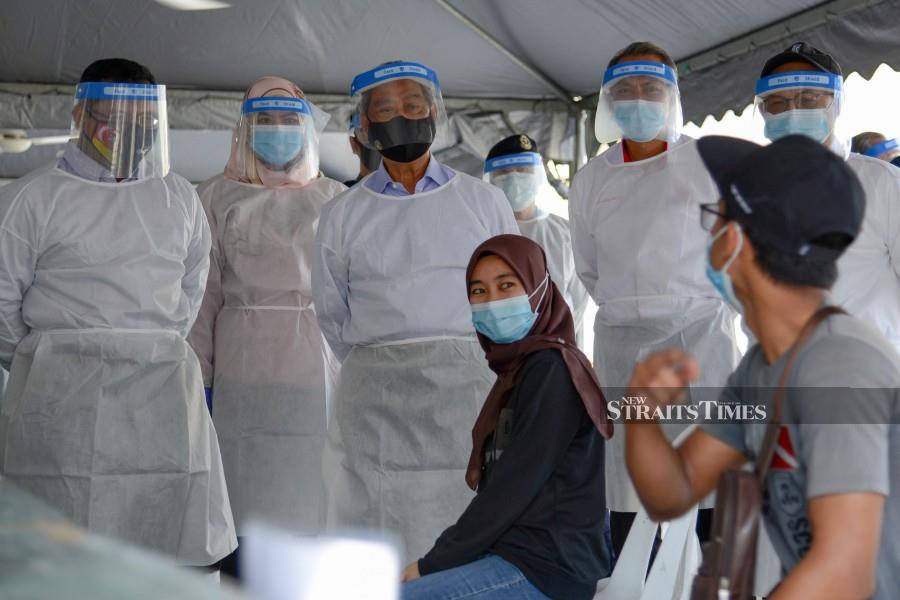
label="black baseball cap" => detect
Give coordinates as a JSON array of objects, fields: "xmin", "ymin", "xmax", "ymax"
[
  {"xmin": 760, "ymin": 42, "xmax": 842, "ymax": 77},
  {"xmin": 697, "ymin": 135, "xmax": 865, "ymax": 260},
  {"xmin": 487, "ymin": 134, "xmax": 540, "ymax": 160}
]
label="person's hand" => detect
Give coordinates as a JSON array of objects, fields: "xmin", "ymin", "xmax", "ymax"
[
  {"xmin": 627, "ymin": 349, "xmax": 700, "ymax": 416},
  {"xmin": 401, "ymin": 561, "xmax": 421, "ymax": 583},
  {"xmin": 465, "ymin": 467, "xmax": 480, "ymax": 491}
]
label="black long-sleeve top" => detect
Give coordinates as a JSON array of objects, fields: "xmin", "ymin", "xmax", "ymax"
[{"xmin": 418, "ymin": 348, "xmax": 610, "ymax": 600}]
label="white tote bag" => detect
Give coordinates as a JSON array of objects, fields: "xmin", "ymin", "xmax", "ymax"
[{"xmin": 594, "ymin": 505, "xmax": 700, "ymax": 600}]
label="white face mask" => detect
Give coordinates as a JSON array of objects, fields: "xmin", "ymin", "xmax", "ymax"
[
  {"xmin": 763, "ymin": 108, "xmax": 832, "ymax": 143},
  {"xmin": 705, "ymin": 223, "xmax": 745, "ymax": 314},
  {"xmin": 491, "ymin": 172, "xmax": 540, "ymax": 212}
]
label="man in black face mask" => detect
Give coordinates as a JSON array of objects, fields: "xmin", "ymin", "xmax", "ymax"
[
  {"xmin": 350, "ymin": 62, "xmax": 446, "ymax": 195},
  {"xmin": 313, "ymin": 61, "xmax": 519, "ymax": 563}
]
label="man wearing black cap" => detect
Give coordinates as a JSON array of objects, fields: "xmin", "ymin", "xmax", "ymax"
[
  {"xmin": 483, "ymin": 134, "xmax": 589, "ymax": 346},
  {"xmin": 754, "ymin": 42, "xmax": 900, "ymax": 353},
  {"xmin": 623, "ymin": 135, "xmax": 900, "ymax": 600}
]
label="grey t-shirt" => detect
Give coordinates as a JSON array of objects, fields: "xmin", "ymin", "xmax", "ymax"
[{"xmin": 702, "ymin": 313, "xmax": 900, "ymax": 599}]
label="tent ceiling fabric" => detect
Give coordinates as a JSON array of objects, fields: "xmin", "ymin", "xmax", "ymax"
[
  {"xmin": 1, "ymin": 0, "xmax": 899, "ymax": 132},
  {"xmin": 2, "ymin": 0, "xmax": 823, "ymax": 100},
  {"xmin": 677, "ymin": 0, "xmax": 900, "ymax": 122}
]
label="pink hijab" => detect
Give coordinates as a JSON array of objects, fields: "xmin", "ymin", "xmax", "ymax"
[{"xmin": 224, "ymin": 76, "xmax": 319, "ymax": 189}]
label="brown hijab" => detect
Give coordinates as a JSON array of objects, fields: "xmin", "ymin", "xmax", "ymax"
[{"xmin": 465, "ymin": 234, "xmax": 613, "ymax": 491}]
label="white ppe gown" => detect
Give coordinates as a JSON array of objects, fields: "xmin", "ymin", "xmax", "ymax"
[
  {"xmin": 569, "ymin": 137, "xmax": 742, "ymax": 512},
  {"xmin": 832, "ymin": 154, "xmax": 900, "ymax": 350},
  {"xmin": 517, "ymin": 208, "xmax": 590, "ymax": 347},
  {"xmin": 188, "ymin": 174, "xmax": 345, "ymax": 534},
  {"xmin": 0, "ymin": 165, "xmax": 236, "ymax": 565},
  {"xmin": 313, "ymin": 169, "xmax": 518, "ymax": 560}
]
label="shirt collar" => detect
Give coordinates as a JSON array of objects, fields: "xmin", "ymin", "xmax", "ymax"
[{"xmin": 369, "ymin": 154, "xmax": 449, "ymax": 195}]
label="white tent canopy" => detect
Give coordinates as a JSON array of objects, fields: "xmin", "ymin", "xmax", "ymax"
[{"xmin": 2, "ymin": 0, "xmax": 899, "ymax": 182}]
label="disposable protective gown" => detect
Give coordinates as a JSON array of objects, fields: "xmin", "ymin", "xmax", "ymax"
[
  {"xmin": 569, "ymin": 136, "xmax": 742, "ymax": 512},
  {"xmin": 313, "ymin": 170, "xmax": 518, "ymax": 560},
  {"xmin": 189, "ymin": 174, "xmax": 345, "ymax": 533},
  {"xmin": 834, "ymin": 154, "xmax": 900, "ymax": 350},
  {"xmin": 0, "ymin": 163, "xmax": 236, "ymax": 565}
]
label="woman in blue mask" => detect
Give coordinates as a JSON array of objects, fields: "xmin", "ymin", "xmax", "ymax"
[
  {"xmin": 401, "ymin": 234, "xmax": 613, "ymax": 600},
  {"xmin": 188, "ymin": 76, "xmax": 346, "ymax": 577}
]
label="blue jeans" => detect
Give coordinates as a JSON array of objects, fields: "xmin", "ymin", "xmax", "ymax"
[{"xmin": 402, "ymin": 554, "xmax": 551, "ymax": 599}]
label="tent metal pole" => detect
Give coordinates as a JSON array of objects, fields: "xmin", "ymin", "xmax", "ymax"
[{"xmin": 430, "ymin": 0, "xmax": 577, "ymax": 107}]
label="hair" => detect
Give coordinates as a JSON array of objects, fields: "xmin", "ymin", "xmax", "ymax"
[
  {"xmin": 745, "ymin": 228, "xmax": 847, "ymax": 289},
  {"xmin": 851, "ymin": 131, "xmax": 885, "ymax": 154},
  {"xmin": 607, "ymin": 42, "xmax": 676, "ymax": 70},
  {"xmin": 79, "ymin": 58, "xmax": 156, "ymax": 84}
]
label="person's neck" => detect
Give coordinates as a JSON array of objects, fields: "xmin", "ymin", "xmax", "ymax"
[
  {"xmin": 743, "ymin": 284, "xmax": 827, "ymax": 363},
  {"xmin": 514, "ymin": 203, "xmax": 537, "ymax": 221},
  {"xmin": 623, "ymin": 138, "xmax": 667, "ymax": 162},
  {"xmin": 383, "ymin": 152, "xmax": 431, "ymax": 194},
  {"xmin": 357, "ymin": 165, "xmax": 373, "ymax": 179}
]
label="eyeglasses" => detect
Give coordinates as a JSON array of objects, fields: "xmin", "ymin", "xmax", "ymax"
[
  {"xmin": 700, "ymin": 203, "xmax": 726, "ymax": 231},
  {"xmin": 609, "ymin": 78, "xmax": 669, "ymax": 102},
  {"xmin": 84, "ymin": 105, "xmax": 160, "ymax": 130},
  {"xmin": 761, "ymin": 90, "xmax": 834, "ymax": 114}
]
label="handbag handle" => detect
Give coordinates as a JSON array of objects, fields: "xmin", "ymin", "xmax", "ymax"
[{"xmin": 754, "ymin": 306, "xmax": 846, "ymax": 481}]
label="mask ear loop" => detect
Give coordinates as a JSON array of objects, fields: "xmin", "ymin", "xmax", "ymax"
[
  {"xmin": 529, "ymin": 272, "xmax": 551, "ymax": 316},
  {"xmin": 721, "ymin": 223, "xmax": 744, "ymax": 272}
]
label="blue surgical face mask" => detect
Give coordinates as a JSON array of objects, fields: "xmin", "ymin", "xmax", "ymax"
[
  {"xmin": 612, "ymin": 100, "xmax": 667, "ymax": 143},
  {"xmin": 492, "ymin": 172, "xmax": 540, "ymax": 212},
  {"xmin": 705, "ymin": 223, "xmax": 745, "ymax": 313},
  {"xmin": 763, "ymin": 108, "xmax": 831, "ymax": 143},
  {"xmin": 251, "ymin": 124, "xmax": 305, "ymax": 167},
  {"xmin": 471, "ymin": 274, "xmax": 549, "ymax": 344}
]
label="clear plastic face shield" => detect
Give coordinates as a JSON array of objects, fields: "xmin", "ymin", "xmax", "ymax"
[
  {"xmin": 755, "ymin": 71, "xmax": 845, "ymax": 150},
  {"xmin": 594, "ymin": 61, "xmax": 683, "ymax": 144},
  {"xmin": 350, "ymin": 62, "xmax": 447, "ymax": 163},
  {"xmin": 233, "ymin": 96, "xmax": 327, "ymax": 187},
  {"xmin": 863, "ymin": 137, "xmax": 900, "ymax": 162},
  {"xmin": 71, "ymin": 82, "xmax": 169, "ymax": 179},
  {"xmin": 483, "ymin": 152, "xmax": 547, "ymax": 212}
]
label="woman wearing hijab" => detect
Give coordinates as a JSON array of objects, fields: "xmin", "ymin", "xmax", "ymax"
[
  {"xmin": 401, "ymin": 234, "xmax": 613, "ymax": 600},
  {"xmin": 188, "ymin": 77, "xmax": 346, "ymax": 573}
]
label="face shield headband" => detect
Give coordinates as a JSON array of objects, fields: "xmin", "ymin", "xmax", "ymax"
[
  {"xmin": 484, "ymin": 151, "xmax": 542, "ymax": 175},
  {"xmin": 863, "ymin": 138, "xmax": 899, "ymax": 158}
]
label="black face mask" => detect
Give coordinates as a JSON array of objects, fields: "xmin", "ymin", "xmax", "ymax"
[
  {"xmin": 367, "ymin": 116, "xmax": 436, "ymax": 163},
  {"xmin": 358, "ymin": 142, "xmax": 382, "ymax": 172}
]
